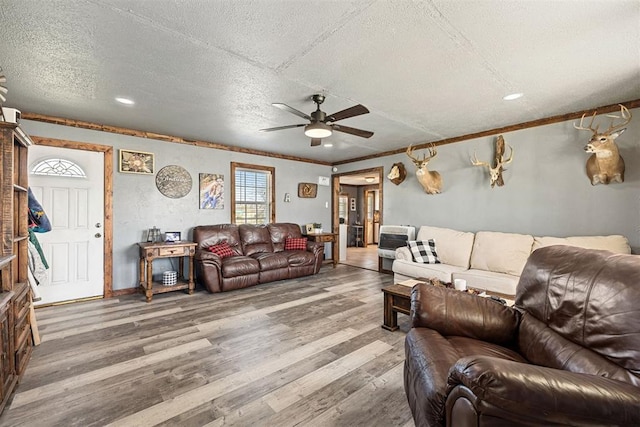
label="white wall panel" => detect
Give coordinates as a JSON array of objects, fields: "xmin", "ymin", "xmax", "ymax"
[
  {"xmin": 49, "ymin": 243, "xmax": 70, "ymax": 284},
  {"xmin": 51, "ymin": 188, "xmax": 70, "ymax": 229}
]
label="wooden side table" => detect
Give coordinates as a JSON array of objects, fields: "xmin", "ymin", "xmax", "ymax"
[
  {"xmin": 138, "ymin": 241, "xmax": 197, "ymax": 302},
  {"xmin": 304, "ymin": 232, "xmax": 338, "ymax": 268},
  {"xmin": 381, "ymin": 284, "xmax": 412, "ymax": 331}
]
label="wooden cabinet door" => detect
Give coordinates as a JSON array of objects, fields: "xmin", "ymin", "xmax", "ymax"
[{"xmin": 0, "ymin": 308, "xmax": 13, "ymax": 402}]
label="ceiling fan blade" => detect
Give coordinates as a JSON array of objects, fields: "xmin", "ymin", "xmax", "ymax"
[
  {"xmin": 332, "ymin": 124, "xmax": 374, "ymax": 138},
  {"xmin": 259, "ymin": 124, "xmax": 305, "ymax": 132},
  {"xmin": 272, "ymin": 103, "xmax": 312, "ymax": 120},
  {"xmin": 327, "ymin": 104, "xmax": 369, "ymax": 122},
  {"xmin": 310, "ymin": 138, "xmax": 322, "ymax": 147}
]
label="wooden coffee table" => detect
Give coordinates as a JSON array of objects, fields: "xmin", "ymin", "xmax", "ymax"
[
  {"xmin": 381, "ymin": 279, "xmax": 514, "ymax": 331},
  {"xmin": 381, "ymin": 284, "xmax": 412, "ymax": 331}
]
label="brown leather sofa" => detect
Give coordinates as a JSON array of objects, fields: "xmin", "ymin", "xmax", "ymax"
[
  {"xmin": 193, "ymin": 223, "xmax": 324, "ymax": 293},
  {"xmin": 404, "ymin": 245, "xmax": 640, "ymax": 426}
]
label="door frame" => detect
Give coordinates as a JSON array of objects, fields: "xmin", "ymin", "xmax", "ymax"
[
  {"xmin": 331, "ymin": 166, "xmax": 384, "ymax": 239},
  {"xmin": 31, "ymin": 136, "xmax": 114, "ymax": 298}
]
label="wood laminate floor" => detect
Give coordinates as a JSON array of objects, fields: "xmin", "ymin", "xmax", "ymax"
[
  {"xmin": 340, "ymin": 245, "xmax": 379, "ymax": 271},
  {"xmin": 1, "ymin": 265, "xmax": 414, "ymax": 427}
]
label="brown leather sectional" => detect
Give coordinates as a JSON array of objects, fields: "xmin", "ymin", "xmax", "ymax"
[
  {"xmin": 404, "ymin": 245, "xmax": 640, "ymax": 426},
  {"xmin": 193, "ymin": 223, "xmax": 324, "ymax": 293}
]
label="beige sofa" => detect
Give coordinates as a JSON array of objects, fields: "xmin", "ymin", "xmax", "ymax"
[{"xmin": 393, "ymin": 225, "xmax": 631, "ymax": 295}]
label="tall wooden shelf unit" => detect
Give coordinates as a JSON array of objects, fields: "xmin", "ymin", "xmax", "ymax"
[{"xmin": 0, "ymin": 122, "xmax": 33, "ymax": 413}]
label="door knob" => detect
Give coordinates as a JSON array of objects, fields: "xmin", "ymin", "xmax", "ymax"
[
  {"xmin": 95, "ymin": 233, "xmax": 102, "ymax": 238},
  {"xmin": 96, "ymin": 223, "xmax": 102, "ymax": 228}
]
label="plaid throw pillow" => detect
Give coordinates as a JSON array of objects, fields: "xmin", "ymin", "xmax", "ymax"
[
  {"xmin": 208, "ymin": 242, "xmax": 236, "ymax": 259},
  {"xmin": 285, "ymin": 237, "xmax": 307, "ymax": 251},
  {"xmin": 408, "ymin": 239, "xmax": 440, "ymax": 264}
]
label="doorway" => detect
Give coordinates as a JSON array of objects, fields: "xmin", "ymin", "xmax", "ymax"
[
  {"xmin": 30, "ymin": 137, "xmax": 113, "ymax": 305},
  {"xmin": 331, "ymin": 167, "xmax": 383, "ymax": 271},
  {"xmin": 30, "ymin": 146, "xmax": 104, "ymax": 304}
]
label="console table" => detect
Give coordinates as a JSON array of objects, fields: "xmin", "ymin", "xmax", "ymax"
[
  {"xmin": 138, "ymin": 241, "xmax": 197, "ymax": 302},
  {"xmin": 304, "ymin": 232, "xmax": 338, "ymax": 268}
]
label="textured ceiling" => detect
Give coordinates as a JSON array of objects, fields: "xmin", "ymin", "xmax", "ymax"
[{"xmin": 1, "ymin": 0, "xmax": 639, "ymax": 164}]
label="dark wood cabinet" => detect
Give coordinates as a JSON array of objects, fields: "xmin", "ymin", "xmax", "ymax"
[
  {"xmin": 0, "ymin": 122, "xmax": 32, "ymax": 414},
  {"xmin": 12, "ymin": 282, "xmax": 31, "ymax": 377},
  {"xmin": 0, "ymin": 293, "xmax": 16, "ymax": 410}
]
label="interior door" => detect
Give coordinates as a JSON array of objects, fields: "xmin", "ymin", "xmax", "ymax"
[{"xmin": 29, "ymin": 146, "xmax": 104, "ymax": 305}]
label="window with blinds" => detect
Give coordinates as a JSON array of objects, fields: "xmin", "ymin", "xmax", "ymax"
[{"xmin": 231, "ymin": 162, "xmax": 275, "ymax": 224}]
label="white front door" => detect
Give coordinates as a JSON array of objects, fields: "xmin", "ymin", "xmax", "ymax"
[{"xmin": 29, "ymin": 146, "xmax": 104, "ymax": 305}]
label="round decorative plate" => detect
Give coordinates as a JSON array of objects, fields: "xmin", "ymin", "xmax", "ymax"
[{"xmin": 155, "ymin": 165, "xmax": 192, "ymax": 198}]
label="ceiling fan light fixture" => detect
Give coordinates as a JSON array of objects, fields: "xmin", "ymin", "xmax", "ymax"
[
  {"xmin": 304, "ymin": 122, "xmax": 332, "ymax": 138},
  {"xmin": 365, "ymin": 176, "xmax": 375, "ymax": 183}
]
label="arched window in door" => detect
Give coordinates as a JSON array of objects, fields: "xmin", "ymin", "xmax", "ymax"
[{"xmin": 31, "ymin": 158, "xmax": 87, "ymax": 178}]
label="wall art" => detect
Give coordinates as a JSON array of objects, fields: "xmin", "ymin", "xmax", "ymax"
[
  {"xmin": 119, "ymin": 149, "xmax": 154, "ymax": 174},
  {"xmin": 156, "ymin": 165, "xmax": 192, "ymax": 198},
  {"xmin": 199, "ymin": 173, "xmax": 224, "ymax": 209},
  {"xmin": 298, "ymin": 182, "xmax": 317, "ymax": 198}
]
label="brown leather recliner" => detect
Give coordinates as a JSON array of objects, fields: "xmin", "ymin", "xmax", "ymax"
[
  {"xmin": 404, "ymin": 245, "xmax": 640, "ymax": 426},
  {"xmin": 193, "ymin": 223, "xmax": 324, "ymax": 293}
]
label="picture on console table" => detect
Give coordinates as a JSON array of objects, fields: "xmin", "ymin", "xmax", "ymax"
[
  {"xmin": 119, "ymin": 149, "xmax": 154, "ymax": 174},
  {"xmin": 199, "ymin": 173, "xmax": 224, "ymax": 209},
  {"xmin": 164, "ymin": 231, "xmax": 181, "ymax": 242}
]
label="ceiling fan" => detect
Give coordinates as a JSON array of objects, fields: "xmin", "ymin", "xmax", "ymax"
[{"xmin": 260, "ymin": 94, "xmax": 374, "ymax": 146}]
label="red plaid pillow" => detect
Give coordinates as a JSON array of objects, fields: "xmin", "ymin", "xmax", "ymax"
[
  {"xmin": 208, "ymin": 242, "xmax": 236, "ymax": 258},
  {"xmin": 285, "ymin": 237, "xmax": 307, "ymax": 251}
]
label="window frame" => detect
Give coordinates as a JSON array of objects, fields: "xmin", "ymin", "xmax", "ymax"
[
  {"xmin": 230, "ymin": 162, "xmax": 276, "ymax": 224},
  {"xmin": 31, "ymin": 158, "xmax": 87, "ymax": 178}
]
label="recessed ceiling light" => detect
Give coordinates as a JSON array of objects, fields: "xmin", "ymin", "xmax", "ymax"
[
  {"xmin": 323, "ymin": 143, "xmax": 333, "ymax": 148},
  {"xmin": 503, "ymin": 93, "xmax": 523, "ymax": 101},
  {"xmin": 115, "ymin": 97, "xmax": 135, "ymax": 105}
]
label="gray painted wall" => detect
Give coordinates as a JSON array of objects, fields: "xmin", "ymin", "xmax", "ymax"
[
  {"xmin": 21, "ymin": 107, "xmax": 640, "ymax": 293},
  {"xmin": 22, "ymin": 120, "xmax": 333, "ymax": 290},
  {"xmin": 335, "ymin": 108, "xmax": 640, "ymax": 254}
]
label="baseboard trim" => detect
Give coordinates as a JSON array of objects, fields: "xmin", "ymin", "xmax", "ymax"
[{"xmin": 111, "ymin": 288, "xmax": 138, "ymax": 297}]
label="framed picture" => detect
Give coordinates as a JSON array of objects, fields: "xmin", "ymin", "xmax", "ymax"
[
  {"xmin": 199, "ymin": 173, "xmax": 224, "ymax": 209},
  {"xmin": 119, "ymin": 149, "xmax": 154, "ymax": 174},
  {"xmin": 298, "ymin": 182, "xmax": 318, "ymax": 198},
  {"xmin": 164, "ymin": 231, "xmax": 181, "ymax": 242}
]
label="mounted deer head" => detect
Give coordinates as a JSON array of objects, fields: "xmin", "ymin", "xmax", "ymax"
[
  {"xmin": 470, "ymin": 135, "xmax": 513, "ymax": 187},
  {"xmin": 574, "ymin": 104, "xmax": 631, "ymax": 185},
  {"xmin": 387, "ymin": 162, "xmax": 407, "ymax": 185},
  {"xmin": 406, "ymin": 144, "xmax": 442, "ymax": 194}
]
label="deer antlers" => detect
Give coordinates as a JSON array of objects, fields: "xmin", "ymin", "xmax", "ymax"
[
  {"xmin": 406, "ymin": 144, "xmax": 437, "ymax": 166},
  {"xmin": 470, "ymin": 144, "xmax": 513, "ymax": 169},
  {"xmin": 470, "ymin": 136, "xmax": 513, "ymax": 187},
  {"xmin": 574, "ymin": 104, "xmax": 632, "ymax": 135}
]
